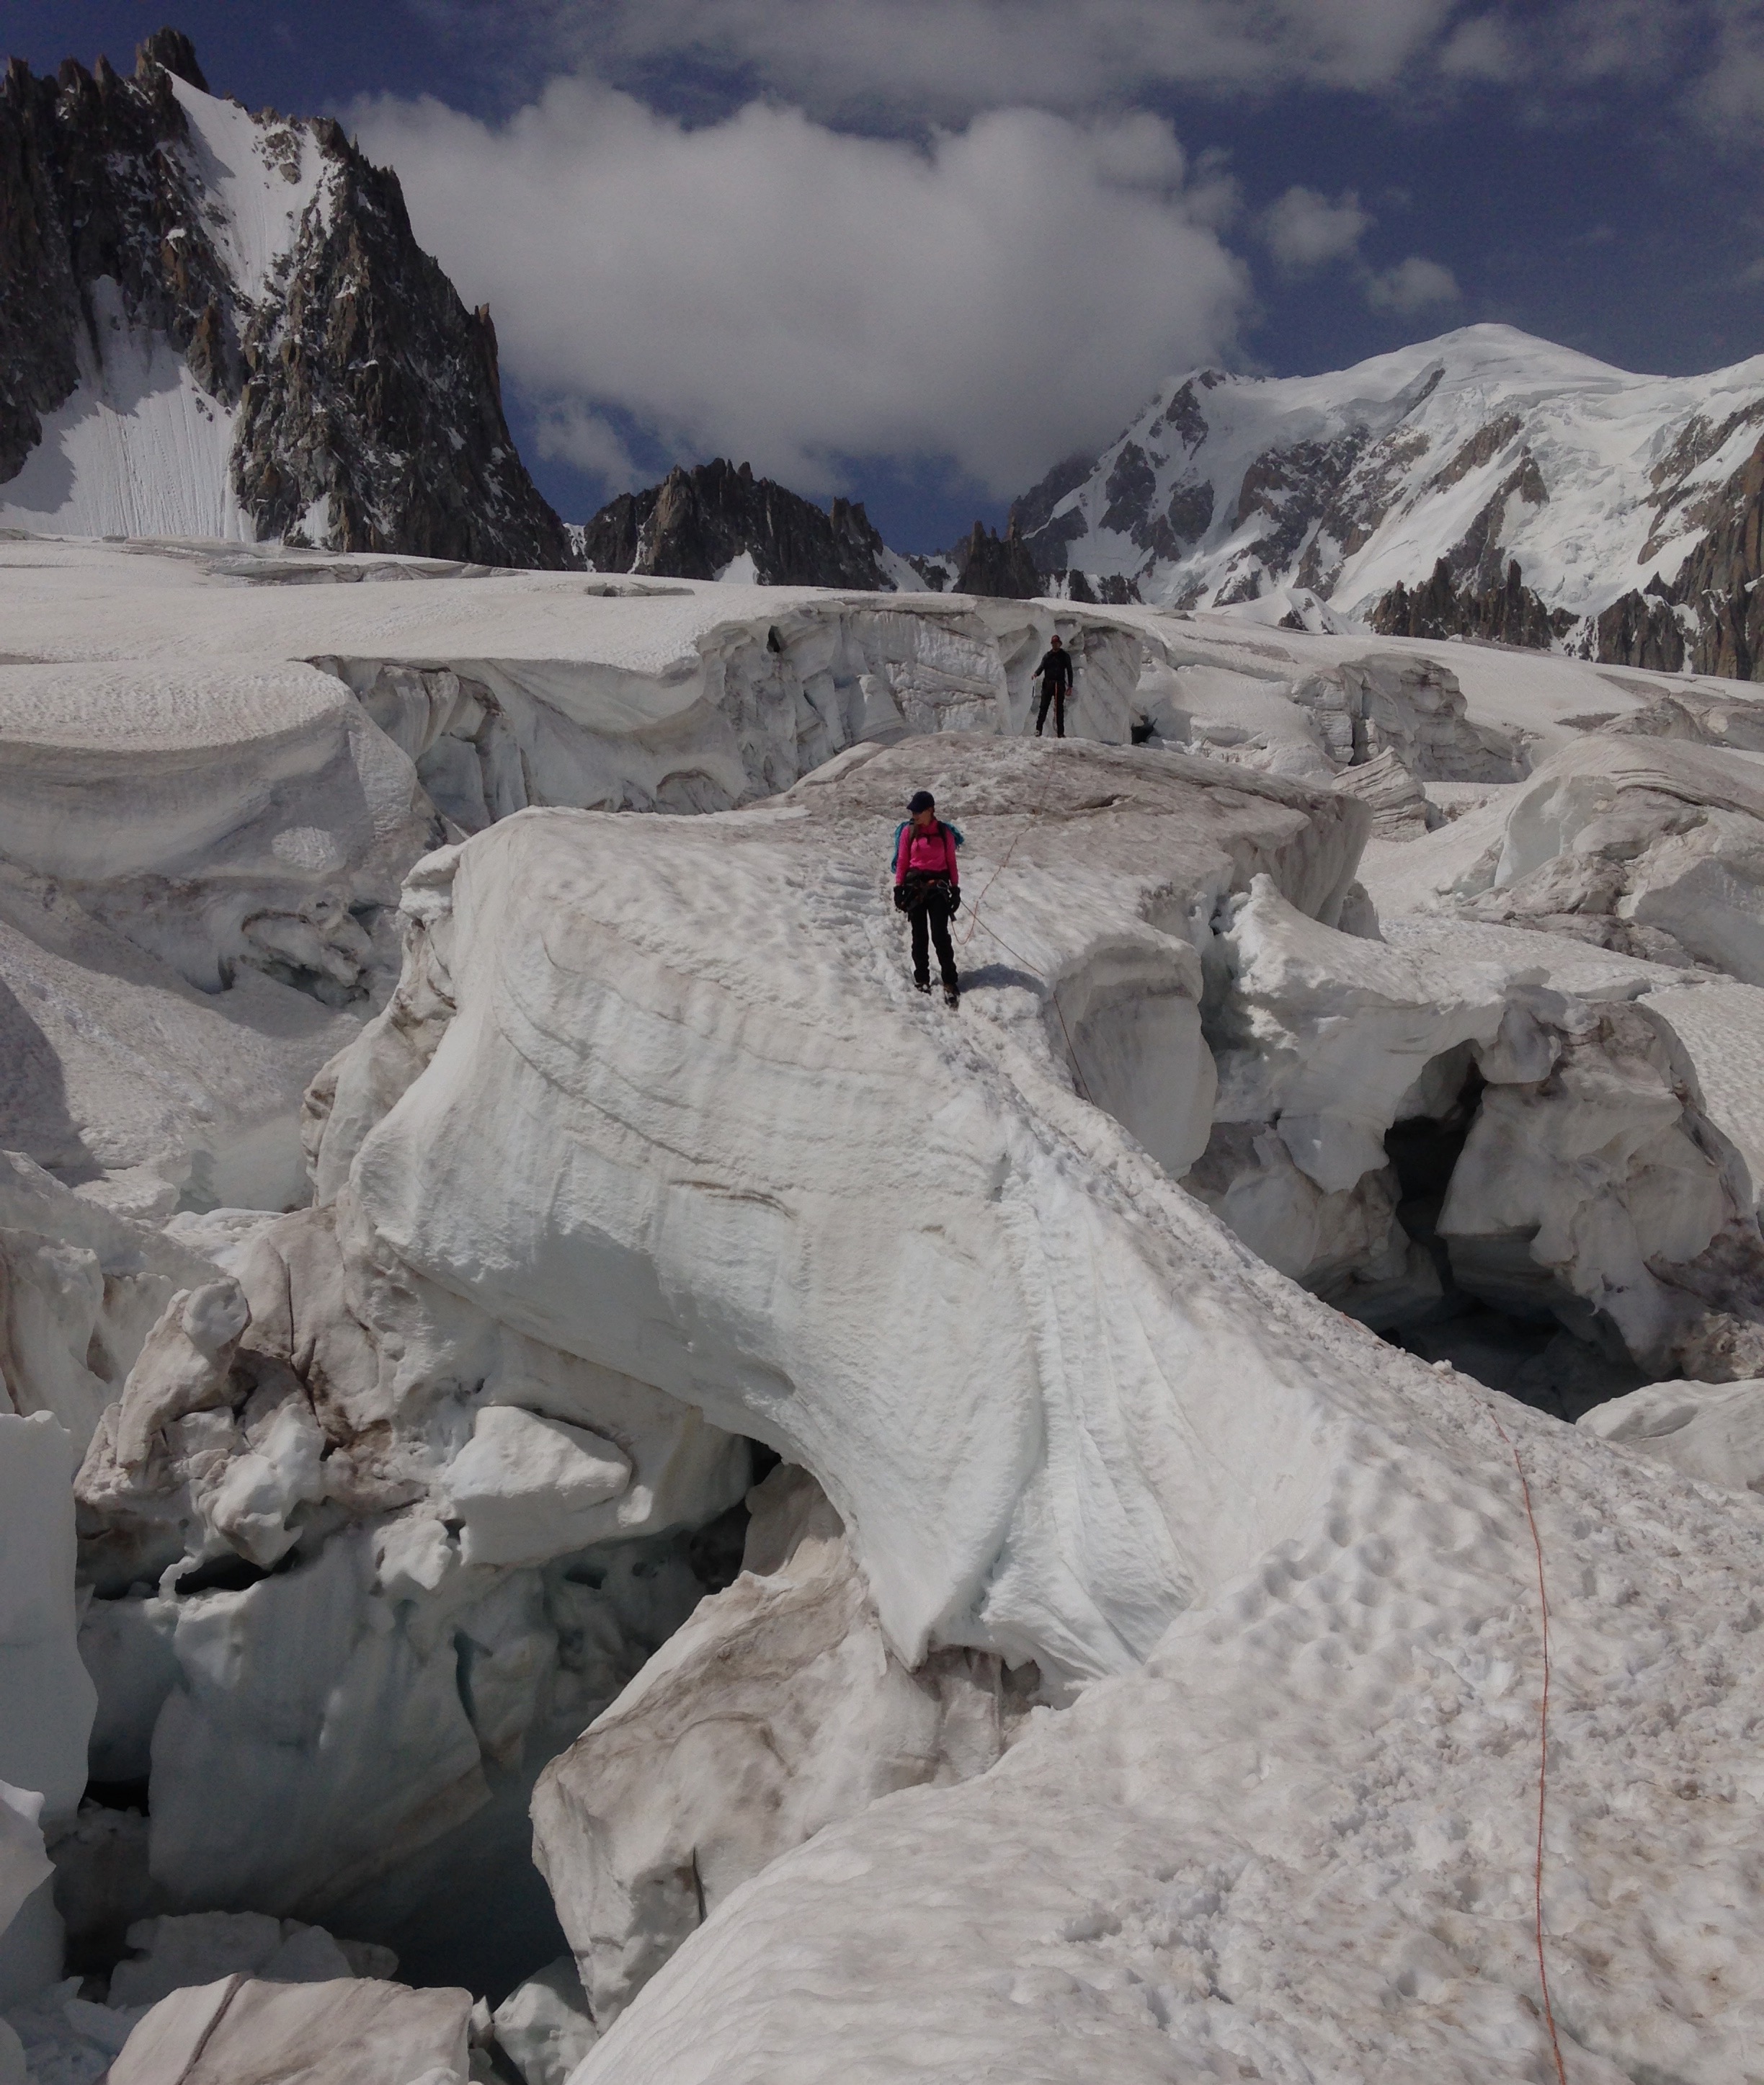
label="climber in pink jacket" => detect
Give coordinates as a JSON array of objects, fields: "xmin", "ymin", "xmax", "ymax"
[{"xmin": 891, "ymin": 790, "xmax": 963, "ymax": 1004}]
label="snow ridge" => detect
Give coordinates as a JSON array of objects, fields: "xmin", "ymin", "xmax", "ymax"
[{"xmin": 1013, "ymin": 323, "xmax": 1764, "ymax": 672}]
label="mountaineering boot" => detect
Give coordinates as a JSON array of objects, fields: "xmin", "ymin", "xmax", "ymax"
[
  {"xmin": 914, "ymin": 976, "xmax": 932, "ymax": 994},
  {"xmin": 943, "ymin": 982, "xmax": 961, "ymax": 1008}
]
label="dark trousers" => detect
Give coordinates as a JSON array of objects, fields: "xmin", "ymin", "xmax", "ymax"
[
  {"xmin": 904, "ymin": 875, "xmax": 958, "ymax": 989},
  {"xmin": 1035, "ymin": 682, "xmax": 1067, "ymax": 737}
]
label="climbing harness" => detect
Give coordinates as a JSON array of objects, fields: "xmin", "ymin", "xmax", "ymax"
[{"xmin": 1456, "ymin": 1378, "xmax": 1569, "ymax": 2085}]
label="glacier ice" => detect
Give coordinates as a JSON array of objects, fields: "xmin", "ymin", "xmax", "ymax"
[
  {"xmin": 1366, "ymin": 732, "xmax": 1764, "ymax": 981},
  {"xmin": 1579, "ymin": 1374, "xmax": 1764, "ymax": 1490},
  {"xmin": 533, "ymin": 1465, "xmax": 1018, "ymax": 2024},
  {"xmin": 491, "ymin": 1956, "xmax": 596, "ymax": 2085},
  {"xmin": 0, "ymin": 1413, "xmax": 95, "ymax": 2008},
  {"xmin": 5, "ymin": 538, "xmax": 1764, "ymax": 2078},
  {"xmin": 303, "ymin": 734, "xmax": 1368, "ymax": 1676},
  {"xmin": 0, "ymin": 1155, "xmax": 218, "ymax": 1452},
  {"xmin": 107, "ymin": 1972, "xmax": 472, "ymax": 2085}
]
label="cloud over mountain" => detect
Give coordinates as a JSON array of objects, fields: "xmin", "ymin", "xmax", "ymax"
[{"xmin": 350, "ymin": 83, "xmax": 1247, "ymax": 494}]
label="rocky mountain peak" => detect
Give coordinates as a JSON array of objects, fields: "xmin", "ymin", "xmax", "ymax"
[
  {"xmin": 135, "ymin": 26, "xmax": 208, "ymax": 92},
  {"xmin": 0, "ymin": 30, "xmax": 575, "ymax": 565},
  {"xmin": 952, "ymin": 517, "xmax": 1041, "ymax": 600},
  {"xmin": 579, "ymin": 456, "xmax": 893, "ymax": 587}
]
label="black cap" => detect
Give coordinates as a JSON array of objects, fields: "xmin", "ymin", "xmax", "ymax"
[{"xmin": 907, "ymin": 790, "xmax": 935, "ymax": 814}]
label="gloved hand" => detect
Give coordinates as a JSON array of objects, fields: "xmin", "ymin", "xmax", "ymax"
[
  {"xmin": 946, "ymin": 886, "xmax": 963, "ymax": 913},
  {"xmin": 893, "ymin": 885, "xmax": 909, "ymax": 913}
]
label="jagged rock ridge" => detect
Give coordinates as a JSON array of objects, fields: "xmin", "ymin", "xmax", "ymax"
[
  {"xmin": 0, "ymin": 29, "xmax": 574, "ymax": 565},
  {"xmin": 949, "ymin": 517, "xmax": 1041, "ymax": 600},
  {"xmin": 1008, "ymin": 324, "xmax": 1764, "ymax": 676},
  {"xmin": 580, "ymin": 458, "xmax": 898, "ymax": 588}
]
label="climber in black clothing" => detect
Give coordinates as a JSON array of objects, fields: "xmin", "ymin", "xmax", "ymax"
[{"xmin": 1033, "ymin": 634, "xmax": 1073, "ymax": 738}]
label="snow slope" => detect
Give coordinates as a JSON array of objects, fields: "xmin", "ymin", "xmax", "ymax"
[
  {"xmin": 0, "ymin": 76, "xmax": 331, "ymax": 546},
  {"xmin": 4, "ymin": 538, "xmax": 1764, "ymax": 2078},
  {"xmin": 166, "ymin": 78, "xmax": 329, "ymax": 310},
  {"xmin": 581, "ymin": 1366, "xmax": 1764, "ymax": 2084},
  {"xmin": 1017, "ymin": 323, "xmax": 1764, "ymax": 633},
  {"xmin": 0, "ymin": 282, "xmax": 246, "ymax": 542}
]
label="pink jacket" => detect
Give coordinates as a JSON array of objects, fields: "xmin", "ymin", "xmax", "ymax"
[{"xmin": 894, "ymin": 822, "xmax": 960, "ymax": 885}]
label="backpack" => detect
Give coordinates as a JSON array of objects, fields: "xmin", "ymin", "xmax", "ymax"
[{"xmin": 891, "ymin": 819, "xmax": 965, "ymax": 872}]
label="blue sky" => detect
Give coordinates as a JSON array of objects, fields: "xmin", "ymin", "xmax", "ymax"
[{"xmin": 10, "ymin": 4, "xmax": 1763, "ymax": 548}]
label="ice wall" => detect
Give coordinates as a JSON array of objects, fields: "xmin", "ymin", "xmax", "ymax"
[{"xmin": 0, "ymin": 1414, "xmax": 96, "ymax": 2004}]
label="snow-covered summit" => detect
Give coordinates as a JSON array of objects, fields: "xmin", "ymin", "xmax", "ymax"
[
  {"xmin": 0, "ymin": 32, "xmax": 572, "ymax": 565},
  {"xmin": 1014, "ymin": 321, "xmax": 1764, "ymax": 677}
]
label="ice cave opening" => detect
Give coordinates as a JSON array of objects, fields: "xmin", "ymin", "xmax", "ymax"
[
  {"xmin": 65, "ymin": 1433, "xmax": 784, "ymax": 2014},
  {"xmin": 1373, "ymin": 1052, "xmax": 1649, "ymax": 1421}
]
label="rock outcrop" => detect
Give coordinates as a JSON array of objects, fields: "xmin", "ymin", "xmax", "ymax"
[
  {"xmin": 0, "ymin": 35, "xmax": 574, "ymax": 564},
  {"xmin": 0, "ymin": 32, "xmax": 234, "ymax": 487},
  {"xmin": 579, "ymin": 458, "xmax": 893, "ymax": 588},
  {"xmin": 1368, "ymin": 555, "xmax": 1572, "ymax": 651},
  {"xmin": 951, "ymin": 517, "xmax": 1041, "ymax": 598}
]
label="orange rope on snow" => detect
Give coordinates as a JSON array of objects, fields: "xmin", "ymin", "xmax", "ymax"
[
  {"xmin": 940, "ymin": 742, "xmax": 1564, "ymax": 2082},
  {"xmin": 1461, "ymin": 1387, "xmax": 1569, "ymax": 2085},
  {"xmin": 961, "ymin": 906, "xmax": 1094, "ymax": 1108},
  {"xmin": 946, "ymin": 746, "xmax": 1096, "ymax": 1105},
  {"xmin": 955, "ymin": 748, "xmax": 1058, "ymax": 952}
]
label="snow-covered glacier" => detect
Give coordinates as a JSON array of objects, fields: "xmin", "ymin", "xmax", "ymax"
[
  {"xmin": 1015, "ymin": 322, "xmax": 1764, "ymax": 677},
  {"xmin": 2, "ymin": 534, "xmax": 1764, "ymax": 2083}
]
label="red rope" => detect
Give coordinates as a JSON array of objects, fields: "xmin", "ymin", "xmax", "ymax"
[
  {"xmin": 940, "ymin": 750, "xmax": 1096, "ymax": 1104},
  {"xmin": 955, "ymin": 752, "xmax": 1057, "ymax": 951},
  {"xmin": 943, "ymin": 753, "xmax": 1564, "ymax": 2080},
  {"xmin": 1464, "ymin": 1388, "xmax": 1569, "ymax": 2085}
]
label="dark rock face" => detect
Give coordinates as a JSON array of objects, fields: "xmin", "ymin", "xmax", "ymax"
[
  {"xmin": 1595, "ymin": 585, "xmax": 1688, "ymax": 675},
  {"xmin": 580, "ymin": 458, "xmax": 891, "ymax": 587},
  {"xmin": 0, "ymin": 43, "xmax": 236, "ymax": 481},
  {"xmin": 1061, "ymin": 569, "xmax": 1141, "ymax": 606},
  {"xmin": 0, "ymin": 32, "xmax": 572, "ymax": 566},
  {"xmin": 135, "ymin": 28, "xmax": 208, "ymax": 91},
  {"xmin": 1008, "ymin": 449, "xmax": 1092, "ymax": 551},
  {"xmin": 952, "ymin": 519, "xmax": 1041, "ymax": 600},
  {"xmin": 1666, "ymin": 430, "xmax": 1764, "ymax": 679},
  {"xmin": 1100, "ymin": 443, "xmax": 1157, "ymax": 537},
  {"xmin": 1368, "ymin": 557, "xmax": 1573, "ymax": 650},
  {"xmin": 231, "ymin": 143, "xmax": 572, "ymax": 565}
]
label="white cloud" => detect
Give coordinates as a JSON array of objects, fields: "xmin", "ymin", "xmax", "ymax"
[
  {"xmin": 1364, "ymin": 255, "xmax": 1462, "ymax": 313},
  {"xmin": 1693, "ymin": 0, "xmax": 1764, "ymax": 142},
  {"xmin": 1258, "ymin": 186, "xmax": 1371, "ymax": 272},
  {"xmin": 415, "ymin": 0, "xmax": 1466, "ymax": 117},
  {"xmin": 414, "ymin": 0, "xmax": 1715, "ymax": 124},
  {"xmin": 1437, "ymin": 15, "xmax": 1519, "ymax": 80},
  {"xmin": 350, "ymin": 81, "xmax": 1249, "ymax": 494},
  {"xmin": 533, "ymin": 403, "xmax": 644, "ymax": 490}
]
